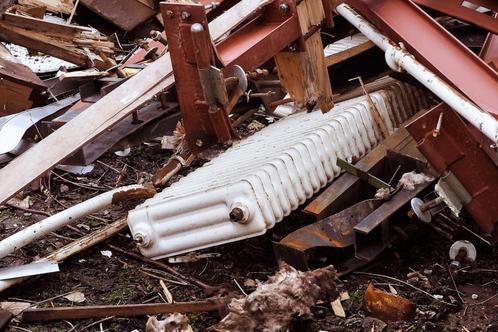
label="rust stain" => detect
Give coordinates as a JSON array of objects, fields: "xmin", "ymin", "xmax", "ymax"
[{"xmin": 111, "ymin": 184, "xmax": 157, "ymax": 204}]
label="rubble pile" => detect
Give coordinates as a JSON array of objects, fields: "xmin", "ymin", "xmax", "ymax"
[{"xmin": 0, "ymin": 0, "xmax": 496, "ymax": 331}]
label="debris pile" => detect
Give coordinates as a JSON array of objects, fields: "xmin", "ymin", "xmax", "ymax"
[{"xmin": 0, "ymin": 0, "xmax": 496, "ymax": 331}]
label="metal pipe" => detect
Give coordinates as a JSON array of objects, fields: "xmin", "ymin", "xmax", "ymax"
[
  {"xmin": 336, "ymin": 4, "xmax": 498, "ymax": 144},
  {"xmin": 0, "ymin": 184, "xmax": 153, "ymax": 259}
]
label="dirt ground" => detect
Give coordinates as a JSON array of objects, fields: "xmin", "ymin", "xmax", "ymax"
[{"xmin": 1, "ymin": 135, "xmax": 497, "ymax": 332}]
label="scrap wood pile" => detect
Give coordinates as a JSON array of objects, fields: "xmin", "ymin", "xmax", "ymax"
[{"xmin": 0, "ymin": 0, "xmax": 497, "ymax": 331}]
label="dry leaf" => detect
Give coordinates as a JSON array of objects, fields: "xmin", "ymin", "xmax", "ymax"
[
  {"xmin": 1, "ymin": 302, "xmax": 31, "ymax": 315},
  {"xmin": 388, "ymin": 284, "xmax": 398, "ymax": 295},
  {"xmin": 64, "ymin": 291, "xmax": 86, "ymax": 303},
  {"xmin": 159, "ymin": 280, "xmax": 173, "ymax": 304},
  {"xmin": 331, "ymin": 298, "xmax": 346, "ymax": 318}
]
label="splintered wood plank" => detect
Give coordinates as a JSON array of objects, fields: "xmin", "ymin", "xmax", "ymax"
[
  {"xmin": 274, "ymin": 0, "xmax": 333, "ymax": 112},
  {"xmin": 0, "ymin": 0, "xmax": 267, "ymax": 206},
  {"xmin": 325, "ymin": 40, "xmax": 375, "ymax": 67},
  {"xmin": 0, "ymin": 13, "xmax": 113, "ymax": 69},
  {"xmin": 18, "ymin": 0, "xmax": 74, "ymax": 14},
  {"xmin": 0, "ymin": 55, "xmax": 175, "ymax": 206}
]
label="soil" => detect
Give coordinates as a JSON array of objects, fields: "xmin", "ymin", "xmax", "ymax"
[{"xmin": 1, "ymin": 125, "xmax": 497, "ymax": 332}]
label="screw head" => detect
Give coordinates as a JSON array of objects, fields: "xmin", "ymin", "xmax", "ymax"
[
  {"xmin": 279, "ymin": 3, "xmax": 289, "ymax": 14},
  {"xmin": 229, "ymin": 204, "xmax": 250, "ymax": 224},
  {"xmin": 195, "ymin": 139, "xmax": 204, "ymax": 147},
  {"xmin": 134, "ymin": 233, "xmax": 151, "ymax": 247},
  {"xmin": 229, "ymin": 208, "xmax": 244, "ymax": 222},
  {"xmin": 165, "ymin": 10, "xmax": 174, "ymax": 18},
  {"xmin": 181, "ymin": 11, "xmax": 191, "ymax": 20}
]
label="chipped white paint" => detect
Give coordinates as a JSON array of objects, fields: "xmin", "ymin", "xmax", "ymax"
[
  {"xmin": 3, "ymin": 43, "xmax": 77, "ymax": 74},
  {"xmin": 128, "ymin": 82, "xmax": 432, "ymax": 259},
  {"xmin": 323, "ymin": 33, "xmax": 370, "ymax": 58}
]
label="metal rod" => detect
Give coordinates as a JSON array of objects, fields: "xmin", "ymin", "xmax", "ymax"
[{"xmin": 22, "ymin": 300, "xmax": 223, "ymax": 321}]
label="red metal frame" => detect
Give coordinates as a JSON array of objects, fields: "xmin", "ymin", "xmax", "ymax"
[
  {"xmin": 161, "ymin": 3, "xmax": 234, "ymax": 152},
  {"xmin": 342, "ymin": 0, "xmax": 498, "ymax": 118},
  {"xmin": 412, "ymin": 0, "xmax": 498, "ymax": 34},
  {"xmin": 480, "ymin": 32, "xmax": 498, "ymax": 70},
  {"xmin": 406, "ymin": 103, "xmax": 498, "ymax": 238},
  {"xmin": 162, "ymin": 0, "xmax": 305, "ymax": 152}
]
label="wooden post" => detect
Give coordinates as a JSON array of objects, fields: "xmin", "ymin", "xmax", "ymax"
[{"xmin": 274, "ymin": 0, "xmax": 334, "ymax": 112}]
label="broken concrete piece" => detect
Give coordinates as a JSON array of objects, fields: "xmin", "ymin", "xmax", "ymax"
[
  {"xmin": 363, "ymin": 283, "xmax": 415, "ymax": 322},
  {"xmin": 208, "ymin": 264, "xmax": 339, "ymax": 332}
]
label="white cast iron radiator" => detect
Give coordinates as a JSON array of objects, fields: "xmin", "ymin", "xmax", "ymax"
[{"xmin": 128, "ymin": 80, "xmax": 433, "ymax": 259}]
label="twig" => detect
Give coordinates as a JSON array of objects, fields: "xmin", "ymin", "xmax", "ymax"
[
  {"xmin": 469, "ymin": 293, "xmax": 498, "ymax": 306},
  {"xmin": 49, "ymin": 232, "xmax": 77, "ymax": 242},
  {"xmin": 96, "ymin": 160, "xmax": 122, "ymax": 174},
  {"xmin": 67, "ymin": 0, "xmax": 80, "ymax": 25},
  {"xmin": 446, "ymin": 264, "xmax": 465, "ymax": 304},
  {"xmin": 139, "ymin": 270, "xmax": 189, "ymax": 286},
  {"xmin": 11, "ymin": 327, "xmax": 33, "ymax": 332},
  {"xmin": 108, "ymin": 245, "xmax": 216, "ymax": 293},
  {"xmin": 354, "ymin": 271, "xmax": 456, "ymax": 306},
  {"xmin": 5, "ymin": 203, "xmax": 51, "ymax": 217},
  {"xmin": 51, "ymin": 172, "xmax": 108, "ymax": 191},
  {"xmin": 233, "ymin": 279, "xmax": 248, "ymax": 296},
  {"xmin": 75, "ymin": 316, "xmax": 113, "ymax": 332}
]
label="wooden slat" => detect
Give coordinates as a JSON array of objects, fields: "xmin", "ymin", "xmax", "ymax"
[
  {"xmin": 325, "ymin": 40, "xmax": 374, "ymax": 67},
  {"xmin": 274, "ymin": 0, "xmax": 333, "ymax": 112},
  {"xmin": 18, "ymin": 0, "xmax": 74, "ymax": 14}
]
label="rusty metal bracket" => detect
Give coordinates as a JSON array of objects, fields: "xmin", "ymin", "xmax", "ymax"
[
  {"xmin": 162, "ymin": 0, "xmax": 312, "ymax": 152},
  {"xmin": 161, "ymin": 3, "xmax": 235, "ymax": 152}
]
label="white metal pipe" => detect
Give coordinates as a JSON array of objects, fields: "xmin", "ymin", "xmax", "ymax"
[
  {"xmin": 336, "ymin": 4, "xmax": 498, "ymax": 144},
  {"xmin": 0, "ymin": 185, "xmax": 145, "ymax": 259}
]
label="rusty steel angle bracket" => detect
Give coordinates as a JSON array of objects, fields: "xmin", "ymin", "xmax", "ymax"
[
  {"xmin": 412, "ymin": 0, "xmax": 498, "ymax": 34},
  {"xmin": 161, "ymin": 3, "xmax": 235, "ymax": 152},
  {"xmin": 162, "ymin": 1, "xmax": 311, "ymax": 151}
]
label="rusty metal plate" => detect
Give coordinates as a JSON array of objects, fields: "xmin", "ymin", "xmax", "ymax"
[{"xmin": 81, "ymin": 0, "xmax": 157, "ymax": 31}]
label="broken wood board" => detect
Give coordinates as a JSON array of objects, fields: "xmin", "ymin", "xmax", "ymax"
[
  {"xmin": 0, "ymin": 13, "xmax": 114, "ymax": 69},
  {"xmin": 17, "ymin": 0, "xmax": 74, "ymax": 14},
  {"xmin": 0, "ymin": 0, "xmax": 268, "ymax": 206},
  {"xmin": 22, "ymin": 300, "xmax": 223, "ymax": 321},
  {"xmin": 324, "ymin": 33, "xmax": 375, "ymax": 67},
  {"xmin": 274, "ymin": 0, "xmax": 333, "ymax": 112},
  {"xmin": 0, "ymin": 43, "xmax": 46, "ymax": 115}
]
